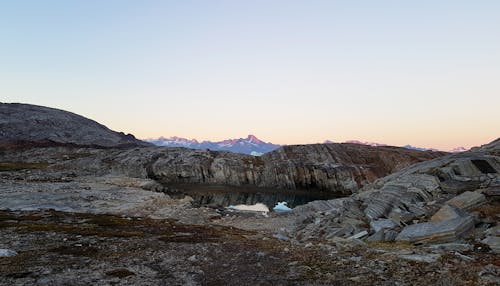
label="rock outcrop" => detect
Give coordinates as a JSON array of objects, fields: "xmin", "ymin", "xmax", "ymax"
[
  {"xmin": 292, "ymin": 137, "xmax": 500, "ymax": 246},
  {"xmin": 4, "ymin": 142, "xmax": 446, "ymax": 195},
  {"xmin": 0, "ymin": 103, "xmax": 150, "ymax": 147},
  {"xmin": 261, "ymin": 143, "xmax": 447, "ymax": 193}
]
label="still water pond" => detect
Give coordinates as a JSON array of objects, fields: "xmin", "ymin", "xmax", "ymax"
[{"xmin": 175, "ymin": 185, "xmax": 343, "ymax": 210}]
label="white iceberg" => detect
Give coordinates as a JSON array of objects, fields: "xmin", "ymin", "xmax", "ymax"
[{"xmin": 273, "ymin": 202, "xmax": 292, "ymax": 212}]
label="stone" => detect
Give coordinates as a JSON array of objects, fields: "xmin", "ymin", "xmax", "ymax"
[
  {"xmin": 348, "ymin": 230, "xmax": 369, "ymax": 240},
  {"xmin": 398, "ymin": 253, "xmax": 441, "ymax": 263},
  {"xmin": 485, "ymin": 225, "xmax": 500, "ymax": 236},
  {"xmin": 430, "ymin": 205, "xmax": 468, "ymax": 222},
  {"xmin": 396, "ymin": 216, "xmax": 475, "ymax": 244},
  {"xmin": 272, "ymin": 234, "xmax": 289, "ymax": 241},
  {"xmin": 370, "ymin": 219, "xmax": 398, "ymax": 232},
  {"xmin": 454, "ymin": 252, "xmax": 474, "ymax": 261},
  {"xmin": 366, "ymin": 229, "xmax": 398, "ymax": 242},
  {"xmin": 0, "ymin": 249, "xmax": 18, "ymax": 257},
  {"xmin": 426, "ymin": 243, "xmax": 473, "ymax": 252},
  {"xmin": 366, "ymin": 230, "xmax": 385, "ymax": 242},
  {"xmin": 481, "ymin": 187, "xmax": 500, "ymax": 197},
  {"xmin": 446, "ymin": 191, "xmax": 486, "ymax": 210},
  {"xmin": 478, "ymin": 264, "xmax": 500, "ymax": 284},
  {"xmin": 384, "ymin": 230, "xmax": 399, "ymax": 241},
  {"xmin": 481, "ymin": 236, "xmax": 500, "ymax": 254}
]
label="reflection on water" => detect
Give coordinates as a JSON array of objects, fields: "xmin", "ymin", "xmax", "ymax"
[{"xmin": 177, "ymin": 185, "xmax": 343, "ymax": 210}]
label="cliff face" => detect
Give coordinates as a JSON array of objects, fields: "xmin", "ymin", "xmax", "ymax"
[
  {"xmin": 0, "ymin": 103, "xmax": 150, "ymax": 147},
  {"xmin": 33, "ymin": 143, "xmax": 447, "ymax": 194},
  {"xmin": 291, "ymin": 138, "xmax": 500, "ymax": 246},
  {"xmin": 259, "ymin": 144, "xmax": 448, "ymax": 193}
]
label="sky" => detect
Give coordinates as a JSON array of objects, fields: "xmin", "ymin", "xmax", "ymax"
[{"xmin": 1, "ymin": 0, "xmax": 499, "ymax": 150}]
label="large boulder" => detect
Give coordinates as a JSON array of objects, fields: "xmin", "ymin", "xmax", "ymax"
[{"xmin": 396, "ymin": 216, "xmax": 475, "ymax": 244}]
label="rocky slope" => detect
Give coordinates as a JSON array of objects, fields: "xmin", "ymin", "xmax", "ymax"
[
  {"xmin": 0, "ymin": 103, "xmax": 150, "ymax": 147},
  {"xmin": 291, "ymin": 137, "xmax": 499, "ymax": 253}
]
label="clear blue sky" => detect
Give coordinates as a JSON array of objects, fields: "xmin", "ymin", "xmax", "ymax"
[{"xmin": 1, "ymin": 0, "xmax": 499, "ymax": 149}]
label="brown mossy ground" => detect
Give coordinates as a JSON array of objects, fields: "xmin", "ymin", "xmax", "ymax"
[
  {"xmin": 1, "ymin": 210, "xmax": 499, "ymax": 285},
  {"xmin": 0, "ymin": 161, "xmax": 49, "ymax": 171}
]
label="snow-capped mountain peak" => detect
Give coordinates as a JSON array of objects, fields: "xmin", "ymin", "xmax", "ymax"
[
  {"xmin": 449, "ymin": 146, "xmax": 468, "ymax": 153},
  {"xmin": 147, "ymin": 135, "xmax": 469, "ymax": 155},
  {"xmin": 247, "ymin": 134, "xmax": 263, "ymax": 144},
  {"xmin": 145, "ymin": 135, "xmax": 280, "ymax": 155}
]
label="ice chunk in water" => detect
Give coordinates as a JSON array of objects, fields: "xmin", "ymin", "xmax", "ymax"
[{"xmin": 273, "ymin": 201, "xmax": 292, "ymax": 212}]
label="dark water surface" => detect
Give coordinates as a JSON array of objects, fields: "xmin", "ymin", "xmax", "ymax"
[{"xmin": 171, "ymin": 185, "xmax": 344, "ymax": 210}]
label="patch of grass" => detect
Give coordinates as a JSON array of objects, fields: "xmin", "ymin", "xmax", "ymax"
[{"xmin": 0, "ymin": 161, "xmax": 49, "ymax": 171}]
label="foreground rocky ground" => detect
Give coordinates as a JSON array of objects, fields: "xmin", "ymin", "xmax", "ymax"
[
  {"xmin": 0, "ymin": 138, "xmax": 498, "ymax": 285},
  {"xmin": 1, "ymin": 209, "xmax": 499, "ymax": 286},
  {"xmin": 0, "ymin": 167, "xmax": 499, "ymax": 285}
]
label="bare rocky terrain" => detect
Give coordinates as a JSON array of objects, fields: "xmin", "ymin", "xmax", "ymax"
[
  {"xmin": 0, "ymin": 103, "xmax": 150, "ymax": 147},
  {"xmin": 0, "ymin": 103, "xmax": 499, "ymax": 285}
]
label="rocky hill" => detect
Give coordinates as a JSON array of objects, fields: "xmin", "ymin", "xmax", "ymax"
[{"xmin": 0, "ymin": 103, "xmax": 150, "ymax": 147}]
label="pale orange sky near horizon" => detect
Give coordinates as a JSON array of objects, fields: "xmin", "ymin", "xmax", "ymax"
[{"xmin": 1, "ymin": 1, "xmax": 499, "ymax": 151}]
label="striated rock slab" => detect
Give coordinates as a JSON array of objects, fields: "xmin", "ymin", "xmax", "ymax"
[
  {"xmin": 430, "ymin": 205, "xmax": 468, "ymax": 222},
  {"xmin": 261, "ymin": 144, "xmax": 446, "ymax": 193},
  {"xmin": 481, "ymin": 236, "xmax": 500, "ymax": 254},
  {"xmin": 396, "ymin": 216, "xmax": 475, "ymax": 244},
  {"xmin": 446, "ymin": 191, "xmax": 486, "ymax": 210},
  {"xmin": 370, "ymin": 219, "xmax": 398, "ymax": 232},
  {"xmin": 366, "ymin": 229, "xmax": 398, "ymax": 242}
]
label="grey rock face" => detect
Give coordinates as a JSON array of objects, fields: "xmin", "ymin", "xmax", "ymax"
[
  {"xmin": 445, "ymin": 191, "xmax": 486, "ymax": 210},
  {"xmin": 396, "ymin": 216, "xmax": 475, "ymax": 244},
  {"xmin": 366, "ymin": 229, "xmax": 398, "ymax": 242},
  {"xmin": 260, "ymin": 143, "xmax": 446, "ymax": 193},
  {"xmin": 358, "ymin": 148, "xmax": 500, "ymax": 222},
  {"xmin": 291, "ymin": 138, "xmax": 500, "ymax": 246},
  {"xmin": 370, "ymin": 219, "xmax": 398, "ymax": 232},
  {"xmin": 430, "ymin": 205, "xmax": 468, "ymax": 222},
  {"xmin": 34, "ymin": 142, "xmax": 445, "ymax": 195},
  {"xmin": 0, "ymin": 249, "xmax": 18, "ymax": 257},
  {"xmin": 0, "ymin": 103, "xmax": 150, "ymax": 147},
  {"xmin": 481, "ymin": 236, "xmax": 500, "ymax": 253}
]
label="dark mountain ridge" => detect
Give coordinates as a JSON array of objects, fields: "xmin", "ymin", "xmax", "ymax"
[{"xmin": 0, "ymin": 102, "xmax": 151, "ymax": 147}]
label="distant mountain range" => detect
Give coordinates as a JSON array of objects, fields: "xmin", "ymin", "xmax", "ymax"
[
  {"xmin": 145, "ymin": 135, "xmax": 280, "ymax": 155},
  {"xmin": 145, "ymin": 135, "xmax": 468, "ymax": 155}
]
